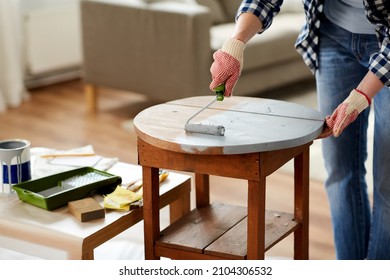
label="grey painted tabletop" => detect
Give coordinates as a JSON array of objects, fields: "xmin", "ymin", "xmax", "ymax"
[{"xmin": 133, "ymin": 96, "xmax": 325, "ymax": 155}]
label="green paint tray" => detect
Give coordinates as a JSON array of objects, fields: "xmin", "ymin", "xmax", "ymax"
[{"xmin": 13, "ymin": 167, "xmax": 122, "ymax": 210}]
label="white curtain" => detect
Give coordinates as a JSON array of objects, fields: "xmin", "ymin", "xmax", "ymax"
[{"xmin": 0, "ymin": 0, "xmax": 28, "ymax": 113}]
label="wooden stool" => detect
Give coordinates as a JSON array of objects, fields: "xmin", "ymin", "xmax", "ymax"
[{"xmin": 134, "ymin": 96, "xmax": 324, "ymax": 260}]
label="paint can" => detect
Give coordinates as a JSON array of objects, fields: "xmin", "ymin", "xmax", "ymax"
[{"xmin": 0, "ymin": 139, "xmax": 31, "ymax": 193}]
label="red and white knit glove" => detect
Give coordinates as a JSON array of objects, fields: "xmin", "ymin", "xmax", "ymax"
[
  {"xmin": 209, "ymin": 38, "xmax": 245, "ymax": 97},
  {"xmin": 324, "ymin": 89, "xmax": 371, "ymax": 137}
]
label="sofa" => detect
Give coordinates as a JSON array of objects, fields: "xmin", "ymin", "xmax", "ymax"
[{"xmin": 80, "ymin": 0, "xmax": 312, "ymax": 113}]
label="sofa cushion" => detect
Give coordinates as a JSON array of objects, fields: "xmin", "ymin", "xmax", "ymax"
[
  {"xmin": 210, "ymin": 12, "xmax": 305, "ymax": 72},
  {"xmin": 281, "ymin": 0, "xmax": 303, "ymax": 13},
  {"xmin": 145, "ymin": 0, "xmax": 194, "ymax": 3},
  {"xmin": 218, "ymin": 0, "xmax": 242, "ymax": 20},
  {"xmin": 145, "ymin": 0, "xmax": 228, "ymax": 24},
  {"xmin": 217, "ymin": 0, "xmax": 303, "ymax": 18},
  {"xmin": 195, "ymin": 0, "xmax": 227, "ymax": 24}
]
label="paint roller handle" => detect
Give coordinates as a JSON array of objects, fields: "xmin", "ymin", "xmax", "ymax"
[{"xmin": 213, "ymin": 84, "xmax": 225, "ymax": 101}]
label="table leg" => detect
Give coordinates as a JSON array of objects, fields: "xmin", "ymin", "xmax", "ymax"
[
  {"xmin": 82, "ymin": 250, "xmax": 94, "ymax": 260},
  {"xmin": 84, "ymin": 83, "xmax": 98, "ymax": 114},
  {"xmin": 293, "ymin": 147, "xmax": 310, "ymax": 259},
  {"xmin": 142, "ymin": 166, "xmax": 161, "ymax": 260},
  {"xmin": 195, "ymin": 173, "xmax": 210, "ymax": 208},
  {"xmin": 169, "ymin": 180, "xmax": 191, "ymax": 223},
  {"xmin": 247, "ymin": 177, "xmax": 266, "ymax": 260}
]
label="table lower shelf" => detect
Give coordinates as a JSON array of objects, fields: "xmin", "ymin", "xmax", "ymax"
[{"xmin": 155, "ymin": 203, "xmax": 298, "ymax": 260}]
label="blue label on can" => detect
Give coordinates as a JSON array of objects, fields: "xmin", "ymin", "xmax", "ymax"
[{"xmin": 2, "ymin": 161, "xmax": 31, "ymax": 184}]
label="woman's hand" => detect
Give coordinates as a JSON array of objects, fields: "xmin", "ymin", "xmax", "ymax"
[
  {"xmin": 320, "ymin": 89, "xmax": 371, "ymax": 138},
  {"xmin": 209, "ymin": 38, "xmax": 245, "ymax": 97}
]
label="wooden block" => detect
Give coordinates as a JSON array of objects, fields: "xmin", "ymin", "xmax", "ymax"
[{"xmin": 68, "ymin": 197, "xmax": 105, "ymax": 222}]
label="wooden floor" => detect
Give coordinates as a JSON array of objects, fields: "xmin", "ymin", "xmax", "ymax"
[{"xmin": 0, "ymin": 79, "xmax": 335, "ymax": 259}]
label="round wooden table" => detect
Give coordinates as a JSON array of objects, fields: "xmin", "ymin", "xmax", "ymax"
[{"xmin": 134, "ymin": 96, "xmax": 324, "ymax": 260}]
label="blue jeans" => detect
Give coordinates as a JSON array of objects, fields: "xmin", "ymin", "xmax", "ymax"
[{"xmin": 316, "ymin": 17, "xmax": 390, "ymax": 260}]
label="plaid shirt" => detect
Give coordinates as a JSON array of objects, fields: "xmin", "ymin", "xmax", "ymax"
[{"xmin": 238, "ymin": 0, "xmax": 390, "ymax": 86}]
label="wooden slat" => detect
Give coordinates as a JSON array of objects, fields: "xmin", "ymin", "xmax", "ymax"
[
  {"xmin": 204, "ymin": 217, "xmax": 247, "ymax": 259},
  {"xmin": 204, "ymin": 210, "xmax": 297, "ymax": 259},
  {"xmin": 156, "ymin": 203, "xmax": 247, "ymax": 254},
  {"xmin": 155, "ymin": 246, "xmax": 228, "ymax": 260},
  {"xmin": 156, "ymin": 202, "xmax": 298, "ymax": 260},
  {"xmin": 264, "ymin": 211, "xmax": 298, "ymax": 250}
]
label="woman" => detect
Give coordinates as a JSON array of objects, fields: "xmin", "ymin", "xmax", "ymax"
[{"xmin": 210, "ymin": 0, "xmax": 390, "ymax": 259}]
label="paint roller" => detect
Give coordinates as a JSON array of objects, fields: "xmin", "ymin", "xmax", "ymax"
[{"xmin": 184, "ymin": 84, "xmax": 226, "ymax": 136}]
